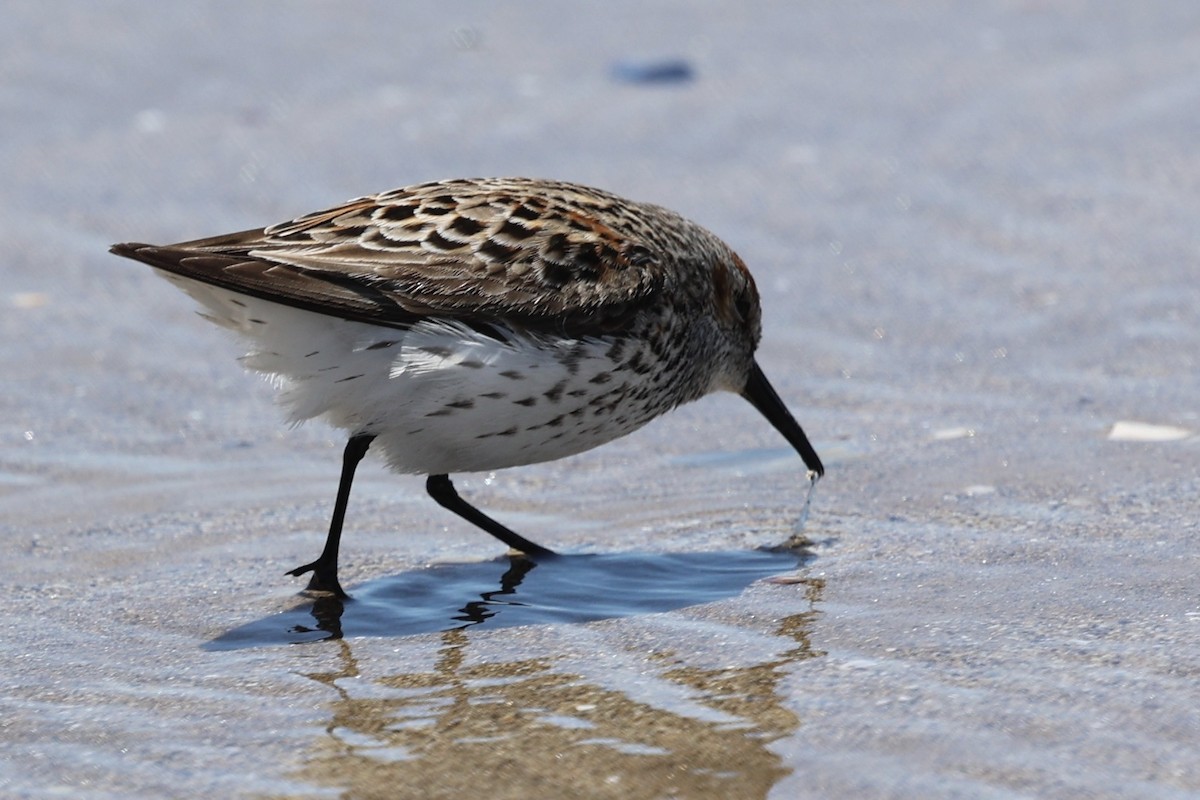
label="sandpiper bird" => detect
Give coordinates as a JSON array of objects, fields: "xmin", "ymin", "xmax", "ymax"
[{"xmin": 112, "ymin": 178, "xmax": 823, "ymax": 597}]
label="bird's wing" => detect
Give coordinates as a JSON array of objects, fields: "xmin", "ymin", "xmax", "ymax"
[{"xmin": 112, "ymin": 178, "xmax": 672, "ymax": 335}]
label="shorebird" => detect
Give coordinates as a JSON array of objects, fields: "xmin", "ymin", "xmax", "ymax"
[{"xmin": 112, "ymin": 178, "xmax": 823, "ymax": 597}]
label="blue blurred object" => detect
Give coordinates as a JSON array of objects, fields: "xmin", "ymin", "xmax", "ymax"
[{"xmin": 611, "ymin": 58, "xmax": 695, "ymax": 84}]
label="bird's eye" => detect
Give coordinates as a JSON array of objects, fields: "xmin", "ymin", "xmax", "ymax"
[{"xmin": 733, "ymin": 289, "xmax": 754, "ymax": 323}]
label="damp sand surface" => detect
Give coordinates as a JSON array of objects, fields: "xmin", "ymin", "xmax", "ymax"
[{"xmin": 3, "ymin": 2, "xmax": 1200, "ymax": 798}]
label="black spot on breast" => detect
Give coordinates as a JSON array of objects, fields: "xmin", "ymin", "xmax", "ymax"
[
  {"xmin": 480, "ymin": 391, "xmax": 506, "ymax": 399},
  {"xmin": 625, "ymin": 351, "xmax": 652, "ymax": 375},
  {"xmin": 335, "ymin": 374, "xmax": 363, "ymax": 383},
  {"xmin": 447, "ymin": 399, "xmax": 475, "ymax": 409},
  {"xmin": 500, "ymin": 370, "xmax": 524, "ymax": 380},
  {"xmin": 544, "ymin": 380, "xmax": 567, "ymax": 403},
  {"xmin": 248, "ymin": 318, "xmax": 266, "ymax": 325},
  {"xmin": 365, "ymin": 340, "xmax": 398, "ymax": 350},
  {"xmin": 588, "ymin": 372, "xmax": 612, "ymax": 385},
  {"xmin": 514, "ymin": 397, "xmax": 537, "ymax": 407},
  {"xmin": 561, "ymin": 345, "xmax": 585, "ymax": 376}
]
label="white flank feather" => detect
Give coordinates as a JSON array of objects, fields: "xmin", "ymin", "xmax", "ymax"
[{"xmin": 156, "ymin": 270, "xmax": 658, "ymax": 474}]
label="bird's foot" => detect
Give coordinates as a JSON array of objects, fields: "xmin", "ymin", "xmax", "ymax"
[{"xmin": 286, "ymin": 560, "xmax": 348, "ymax": 599}]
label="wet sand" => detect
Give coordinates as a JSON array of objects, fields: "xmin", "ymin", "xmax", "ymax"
[{"xmin": 3, "ymin": 2, "xmax": 1199, "ymax": 797}]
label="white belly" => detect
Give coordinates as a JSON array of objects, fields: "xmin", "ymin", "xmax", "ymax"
[{"xmin": 157, "ymin": 270, "xmax": 661, "ymax": 474}]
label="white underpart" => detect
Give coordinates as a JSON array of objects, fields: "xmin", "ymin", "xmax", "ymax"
[{"xmin": 157, "ymin": 270, "xmax": 652, "ymax": 475}]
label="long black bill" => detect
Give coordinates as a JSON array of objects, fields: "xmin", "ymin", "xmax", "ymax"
[{"xmin": 741, "ymin": 360, "xmax": 824, "ymax": 478}]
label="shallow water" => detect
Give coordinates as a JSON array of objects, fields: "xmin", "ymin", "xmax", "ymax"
[
  {"xmin": 276, "ymin": 600, "xmax": 823, "ymax": 800},
  {"xmin": 4, "ymin": 1, "xmax": 1200, "ymax": 797}
]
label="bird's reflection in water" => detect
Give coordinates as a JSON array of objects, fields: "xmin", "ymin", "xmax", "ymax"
[
  {"xmin": 449, "ymin": 556, "xmax": 537, "ymax": 628},
  {"xmin": 290, "ymin": 576, "xmax": 825, "ymax": 800},
  {"xmin": 210, "ymin": 548, "xmax": 805, "ymax": 647},
  {"xmin": 293, "ymin": 595, "xmax": 346, "ymax": 640},
  {"xmin": 290, "ymin": 556, "xmax": 540, "ymax": 642}
]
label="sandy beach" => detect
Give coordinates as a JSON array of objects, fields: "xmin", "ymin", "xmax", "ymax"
[{"xmin": 2, "ymin": 2, "xmax": 1198, "ymax": 797}]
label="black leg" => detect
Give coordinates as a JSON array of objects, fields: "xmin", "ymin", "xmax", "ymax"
[
  {"xmin": 426, "ymin": 474, "xmax": 557, "ymax": 558},
  {"xmin": 287, "ymin": 433, "xmax": 375, "ymax": 597}
]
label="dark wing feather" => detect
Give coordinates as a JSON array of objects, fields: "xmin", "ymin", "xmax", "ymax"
[{"xmin": 112, "ymin": 178, "xmax": 673, "ymax": 335}]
